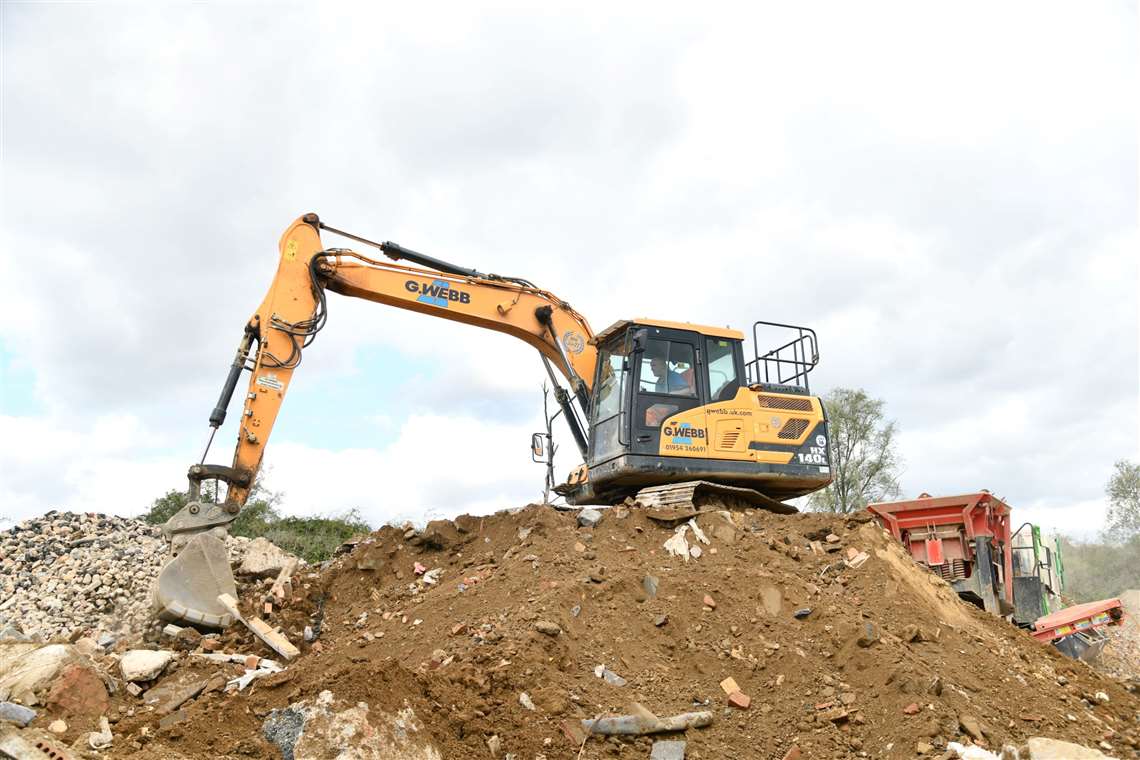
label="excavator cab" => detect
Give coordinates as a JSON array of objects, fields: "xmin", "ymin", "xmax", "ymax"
[{"xmin": 565, "ymin": 319, "xmax": 831, "ymax": 507}]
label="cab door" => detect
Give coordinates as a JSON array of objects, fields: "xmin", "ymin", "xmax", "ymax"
[{"xmin": 630, "ymin": 327, "xmax": 707, "ymax": 457}]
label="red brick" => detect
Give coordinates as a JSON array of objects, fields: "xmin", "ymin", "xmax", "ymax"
[
  {"xmin": 728, "ymin": 691, "xmax": 751, "ymax": 709},
  {"xmin": 46, "ymin": 663, "xmax": 108, "ymax": 718}
]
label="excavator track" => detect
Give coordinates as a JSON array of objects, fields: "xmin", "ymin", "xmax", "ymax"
[{"xmin": 633, "ymin": 480, "xmax": 798, "ymax": 517}]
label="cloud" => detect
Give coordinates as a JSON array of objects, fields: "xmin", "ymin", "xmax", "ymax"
[{"xmin": 0, "ymin": 2, "xmax": 1135, "ymax": 536}]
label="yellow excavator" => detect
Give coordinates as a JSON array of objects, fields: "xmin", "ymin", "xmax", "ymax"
[{"xmin": 154, "ymin": 214, "xmax": 832, "ymax": 626}]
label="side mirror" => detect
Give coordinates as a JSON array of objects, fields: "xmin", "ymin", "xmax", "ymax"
[
  {"xmin": 530, "ymin": 433, "xmax": 545, "ymax": 462},
  {"xmin": 629, "ymin": 327, "xmax": 649, "ymax": 354}
]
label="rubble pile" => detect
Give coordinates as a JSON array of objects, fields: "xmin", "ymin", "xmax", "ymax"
[
  {"xmin": 0, "ymin": 511, "xmax": 263, "ymax": 642},
  {"xmin": 1, "ymin": 503, "xmax": 1137, "ymax": 759}
]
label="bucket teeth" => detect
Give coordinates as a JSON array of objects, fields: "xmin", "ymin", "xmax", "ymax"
[{"xmin": 152, "ymin": 533, "xmax": 237, "ymax": 628}]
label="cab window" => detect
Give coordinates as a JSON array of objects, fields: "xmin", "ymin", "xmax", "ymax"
[
  {"xmin": 638, "ymin": 339, "xmax": 696, "ymax": 397},
  {"xmin": 705, "ymin": 337, "xmax": 740, "ymax": 402},
  {"xmin": 594, "ymin": 347, "xmax": 628, "ymax": 421}
]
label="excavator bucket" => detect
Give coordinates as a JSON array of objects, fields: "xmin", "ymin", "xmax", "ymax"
[{"xmin": 152, "ymin": 533, "xmax": 237, "ymax": 628}]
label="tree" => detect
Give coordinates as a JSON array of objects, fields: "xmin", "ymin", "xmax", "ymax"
[
  {"xmin": 1104, "ymin": 459, "xmax": 1140, "ymax": 542},
  {"xmin": 808, "ymin": 387, "xmax": 901, "ymax": 513}
]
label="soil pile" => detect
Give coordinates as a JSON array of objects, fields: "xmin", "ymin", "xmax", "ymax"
[{"xmin": 16, "ymin": 503, "xmax": 1140, "ymax": 759}]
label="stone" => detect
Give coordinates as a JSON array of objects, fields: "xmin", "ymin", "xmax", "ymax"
[
  {"xmin": 0, "ymin": 643, "xmax": 77, "ymax": 705},
  {"xmin": 958, "ymin": 714, "xmax": 984, "ymax": 741},
  {"xmin": 654, "ymin": 615, "xmax": 668, "ymax": 627},
  {"xmin": 793, "ymin": 608, "xmax": 812, "ymax": 619},
  {"xmin": 119, "ymin": 649, "xmax": 174, "ymax": 682},
  {"xmin": 759, "ymin": 586, "xmax": 782, "ymax": 616},
  {"xmin": 238, "ymin": 537, "xmax": 296, "ymax": 579},
  {"xmin": 825, "ymin": 533, "xmax": 841, "ymax": 544},
  {"xmin": 534, "ymin": 621, "xmax": 561, "ymax": 636},
  {"xmin": 902, "ymin": 624, "xmax": 922, "ymax": 643},
  {"xmin": 1093, "ymin": 691, "xmax": 1109, "ymax": 703},
  {"xmin": 487, "ymin": 734, "xmax": 503, "ymax": 757},
  {"xmin": 1025, "ymin": 737, "xmax": 1113, "ymax": 759},
  {"xmin": 651, "ymin": 740, "xmax": 686, "ymax": 759},
  {"xmin": 642, "ymin": 575, "xmax": 659, "ymax": 598},
  {"xmin": 0, "ymin": 701, "xmax": 36, "ymax": 726},
  {"xmin": 519, "ymin": 692, "xmax": 536, "ymax": 711},
  {"xmin": 703, "ymin": 594, "xmax": 717, "ymax": 609},
  {"xmin": 903, "ymin": 703, "xmax": 920, "ymax": 715},
  {"xmin": 916, "ymin": 740, "xmax": 933, "ymax": 754},
  {"xmin": 46, "ymin": 662, "xmax": 109, "ymax": 718},
  {"xmin": 48, "ymin": 719, "xmax": 67, "ymax": 734},
  {"xmin": 158, "ymin": 709, "xmax": 188, "ymax": 729},
  {"xmin": 577, "ymin": 509, "xmax": 603, "ymax": 528},
  {"xmin": 856, "ymin": 622, "xmax": 879, "ymax": 647}
]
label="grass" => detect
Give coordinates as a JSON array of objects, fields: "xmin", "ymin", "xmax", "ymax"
[{"xmin": 140, "ymin": 485, "xmax": 371, "ymax": 563}]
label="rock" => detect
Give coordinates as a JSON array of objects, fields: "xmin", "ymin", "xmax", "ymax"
[
  {"xmin": 916, "ymin": 740, "xmax": 933, "ymax": 755},
  {"xmin": 793, "ymin": 608, "xmax": 812, "ymax": 619},
  {"xmin": 519, "ymin": 692, "xmax": 536, "ymax": 711},
  {"xmin": 958, "ymin": 714, "xmax": 984, "ymax": 741},
  {"xmin": 238, "ymin": 537, "xmax": 296, "ymax": 579},
  {"xmin": 487, "ymin": 734, "xmax": 503, "ymax": 757},
  {"xmin": 642, "ymin": 575, "xmax": 659, "ymax": 598},
  {"xmin": 0, "ymin": 701, "xmax": 36, "ymax": 726},
  {"xmin": 595, "ymin": 665, "xmax": 627, "ymax": 687},
  {"xmin": 1093, "ymin": 691, "xmax": 1109, "ymax": 703},
  {"xmin": 654, "ymin": 615, "xmax": 668, "ymax": 627},
  {"xmin": 902, "ymin": 703, "xmax": 920, "ymax": 715},
  {"xmin": 1025, "ymin": 737, "xmax": 1114, "ymax": 759},
  {"xmin": 119, "ymin": 650, "xmax": 174, "ymax": 682},
  {"xmin": 902, "ymin": 624, "xmax": 922, "ymax": 642},
  {"xmin": 0, "ymin": 643, "xmax": 78, "ymax": 705},
  {"xmin": 651, "ymin": 740, "xmax": 686, "ymax": 759},
  {"xmin": 703, "ymin": 594, "xmax": 717, "ymax": 609},
  {"xmin": 534, "ymin": 621, "xmax": 561, "ymax": 636},
  {"xmin": 577, "ymin": 509, "xmax": 603, "ymax": 528},
  {"xmin": 856, "ymin": 622, "xmax": 879, "ymax": 647},
  {"xmin": 825, "ymin": 533, "xmax": 841, "ymax": 544},
  {"xmin": 759, "ymin": 586, "xmax": 782, "ymax": 616},
  {"xmin": 419, "ymin": 519, "xmax": 460, "ymax": 550},
  {"xmin": 46, "ymin": 662, "xmax": 109, "ymax": 718},
  {"xmin": 48, "ymin": 719, "xmax": 67, "ymax": 734}
]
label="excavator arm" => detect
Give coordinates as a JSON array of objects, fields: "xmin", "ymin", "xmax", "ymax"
[{"xmin": 154, "ymin": 213, "xmax": 598, "ymax": 626}]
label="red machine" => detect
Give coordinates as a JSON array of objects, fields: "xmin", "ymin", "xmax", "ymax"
[
  {"xmin": 868, "ymin": 492, "xmax": 1013, "ymax": 616},
  {"xmin": 869, "ymin": 491, "xmax": 1127, "ymax": 661}
]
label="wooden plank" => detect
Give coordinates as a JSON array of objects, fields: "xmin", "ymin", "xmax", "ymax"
[{"xmin": 217, "ymin": 593, "xmax": 300, "ymax": 660}]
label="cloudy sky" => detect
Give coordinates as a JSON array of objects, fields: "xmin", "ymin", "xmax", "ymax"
[{"xmin": 1, "ymin": 2, "xmax": 1136, "ymax": 537}]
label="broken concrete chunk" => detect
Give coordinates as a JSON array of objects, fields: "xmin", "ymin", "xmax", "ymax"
[
  {"xmin": 120, "ymin": 650, "xmax": 174, "ymax": 682},
  {"xmin": 1024, "ymin": 738, "xmax": 1115, "ymax": 759},
  {"xmin": 238, "ymin": 537, "xmax": 297, "ymax": 579},
  {"xmin": 642, "ymin": 575, "xmax": 659, "ymax": 598},
  {"xmin": 519, "ymin": 692, "xmax": 536, "ymax": 711}
]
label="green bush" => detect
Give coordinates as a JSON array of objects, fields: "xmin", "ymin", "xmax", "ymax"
[{"xmin": 139, "ymin": 484, "xmax": 371, "ymax": 563}]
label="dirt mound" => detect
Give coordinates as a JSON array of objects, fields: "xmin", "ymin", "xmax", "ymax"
[{"xmin": 80, "ymin": 504, "xmax": 1140, "ymax": 758}]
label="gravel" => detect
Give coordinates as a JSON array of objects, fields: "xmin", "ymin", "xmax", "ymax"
[{"xmin": 0, "ymin": 510, "xmax": 254, "ymax": 642}]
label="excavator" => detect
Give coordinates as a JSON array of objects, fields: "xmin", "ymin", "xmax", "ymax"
[{"xmin": 153, "ymin": 213, "xmax": 833, "ymax": 627}]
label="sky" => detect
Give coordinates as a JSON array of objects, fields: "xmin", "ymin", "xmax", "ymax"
[{"xmin": 0, "ymin": 2, "xmax": 1137, "ymax": 538}]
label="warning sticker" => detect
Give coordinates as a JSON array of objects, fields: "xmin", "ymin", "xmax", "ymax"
[{"xmin": 256, "ymin": 374, "xmax": 285, "ymax": 391}]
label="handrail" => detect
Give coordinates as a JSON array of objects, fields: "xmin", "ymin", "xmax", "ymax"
[{"xmin": 745, "ymin": 321, "xmax": 819, "ymax": 392}]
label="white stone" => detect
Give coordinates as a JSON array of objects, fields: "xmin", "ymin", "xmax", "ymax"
[
  {"xmin": 119, "ymin": 649, "xmax": 174, "ymax": 682},
  {"xmin": 1025, "ymin": 737, "xmax": 1113, "ymax": 759},
  {"xmin": 0, "ymin": 643, "xmax": 77, "ymax": 705},
  {"xmin": 237, "ymin": 537, "xmax": 296, "ymax": 578}
]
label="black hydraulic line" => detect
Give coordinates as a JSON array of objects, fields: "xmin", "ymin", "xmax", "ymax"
[
  {"xmin": 209, "ymin": 328, "xmax": 256, "ymax": 428},
  {"xmin": 540, "ymin": 355, "xmax": 588, "ymax": 458},
  {"xmin": 534, "ymin": 305, "xmax": 591, "ymax": 414},
  {"xmin": 315, "ymin": 220, "xmax": 536, "ymax": 287}
]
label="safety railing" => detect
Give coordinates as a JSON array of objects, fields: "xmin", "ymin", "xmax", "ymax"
[{"xmin": 744, "ymin": 321, "xmax": 819, "ymax": 393}]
